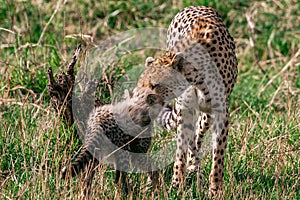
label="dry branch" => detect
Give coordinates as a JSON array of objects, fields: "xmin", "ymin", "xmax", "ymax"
[
  {"xmin": 47, "ymin": 44, "xmax": 82, "ymax": 127},
  {"xmin": 47, "ymin": 44, "xmax": 102, "ymax": 139}
]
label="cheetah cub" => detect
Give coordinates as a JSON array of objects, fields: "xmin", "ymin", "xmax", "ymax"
[{"xmin": 61, "ymin": 87, "xmax": 164, "ymax": 196}]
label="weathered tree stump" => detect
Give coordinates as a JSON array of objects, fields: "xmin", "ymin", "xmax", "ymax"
[
  {"xmin": 47, "ymin": 44, "xmax": 82, "ymax": 128},
  {"xmin": 47, "ymin": 44, "xmax": 104, "ymax": 139}
]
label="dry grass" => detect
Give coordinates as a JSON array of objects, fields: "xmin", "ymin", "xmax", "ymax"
[{"xmin": 0, "ymin": 0, "xmax": 299, "ymax": 199}]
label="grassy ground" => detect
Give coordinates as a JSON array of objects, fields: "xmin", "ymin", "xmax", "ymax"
[{"xmin": 0, "ymin": 0, "xmax": 299, "ymax": 199}]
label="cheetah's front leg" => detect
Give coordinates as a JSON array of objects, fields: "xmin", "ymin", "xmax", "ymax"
[
  {"xmin": 208, "ymin": 111, "xmax": 229, "ymax": 197},
  {"xmin": 172, "ymin": 107, "xmax": 195, "ymax": 189},
  {"xmin": 187, "ymin": 112, "xmax": 212, "ymax": 189}
]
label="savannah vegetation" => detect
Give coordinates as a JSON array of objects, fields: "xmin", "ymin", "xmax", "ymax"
[{"xmin": 0, "ymin": 0, "xmax": 299, "ymax": 199}]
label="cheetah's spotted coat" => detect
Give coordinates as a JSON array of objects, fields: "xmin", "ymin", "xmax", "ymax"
[
  {"xmin": 138, "ymin": 6, "xmax": 238, "ymax": 195},
  {"xmin": 61, "ymin": 87, "xmax": 163, "ymax": 195}
]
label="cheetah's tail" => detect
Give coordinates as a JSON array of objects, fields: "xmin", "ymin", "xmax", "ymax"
[
  {"xmin": 61, "ymin": 147, "xmax": 98, "ymax": 179},
  {"xmin": 157, "ymin": 104, "xmax": 178, "ymax": 131}
]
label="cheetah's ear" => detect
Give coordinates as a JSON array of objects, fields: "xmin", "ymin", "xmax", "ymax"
[
  {"xmin": 146, "ymin": 94, "xmax": 160, "ymax": 106},
  {"xmin": 145, "ymin": 57, "xmax": 155, "ymax": 67},
  {"xmin": 172, "ymin": 52, "xmax": 184, "ymax": 71}
]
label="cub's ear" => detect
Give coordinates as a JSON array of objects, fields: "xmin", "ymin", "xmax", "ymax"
[
  {"xmin": 122, "ymin": 89, "xmax": 132, "ymax": 100},
  {"xmin": 146, "ymin": 94, "xmax": 160, "ymax": 106},
  {"xmin": 145, "ymin": 57, "xmax": 155, "ymax": 67},
  {"xmin": 172, "ymin": 52, "xmax": 184, "ymax": 71}
]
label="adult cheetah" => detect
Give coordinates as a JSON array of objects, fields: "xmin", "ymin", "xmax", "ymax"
[
  {"xmin": 138, "ymin": 6, "xmax": 238, "ymax": 195},
  {"xmin": 61, "ymin": 87, "xmax": 163, "ymax": 196}
]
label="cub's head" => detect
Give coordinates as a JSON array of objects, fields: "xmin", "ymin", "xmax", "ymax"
[{"xmin": 127, "ymin": 87, "xmax": 164, "ymax": 127}]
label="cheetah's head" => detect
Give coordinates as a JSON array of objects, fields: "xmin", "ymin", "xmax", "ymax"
[{"xmin": 137, "ymin": 51, "xmax": 189, "ymax": 102}]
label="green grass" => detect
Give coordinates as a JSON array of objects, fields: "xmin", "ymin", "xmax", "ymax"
[{"xmin": 1, "ymin": 0, "xmax": 299, "ymax": 199}]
